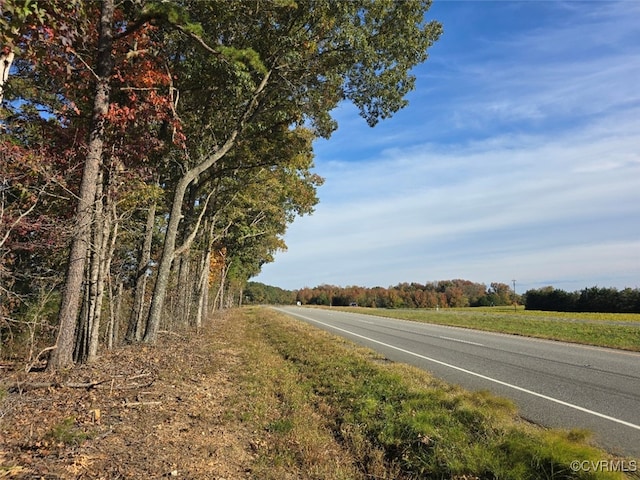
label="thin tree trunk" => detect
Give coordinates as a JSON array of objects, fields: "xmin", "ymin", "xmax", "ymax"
[
  {"xmin": 48, "ymin": 0, "xmax": 115, "ymax": 369},
  {"xmin": 73, "ymin": 165, "xmax": 104, "ymax": 364},
  {"xmin": 113, "ymin": 280, "xmax": 123, "ymax": 345},
  {"xmin": 194, "ymin": 249, "xmax": 210, "ymax": 330},
  {"xmin": 143, "ymin": 70, "xmax": 271, "ymax": 344},
  {"xmin": 143, "ymin": 176, "xmax": 187, "ymax": 343},
  {"xmin": 175, "ymin": 253, "xmax": 192, "ymax": 328},
  {"xmin": 73, "ymin": 248, "xmax": 92, "ymax": 363},
  {"xmin": 214, "ymin": 261, "xmax": 229, "ymax": 311},
  {"xmin": 85, "ymin": 172, "xmax": 104, "ymax": 362},
  {"xmin": 106, "ymin": 275, "xmax": 115, "ymax": 350},
  {"xmin": 88, "ymin": 194, "xmax": 117, "ymax": 361},
  {"xmin": 126, "ymin": 200, "xmax": 156, "ymax": 342},
  {"xmin": 107, "ymin": 278, "xmax": 123, "ymax": 349},
  {"xmin": 0, "ymin": 51, "xmax": 14, "ymax": 105},
  {"xmin": 142, "ymin": 176, "xmax": 213, "ymax": 339},
  {"xmin": 194, "ymin": 218, "xmax": 217, "ymax": 329}
]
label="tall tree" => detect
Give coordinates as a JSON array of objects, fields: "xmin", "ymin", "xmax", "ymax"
[
  {"xmin": 3, "ymin": 0, "xmax": 442, "ymax": 361},
  {"xmin": 1, "ymin": 0, "xmax": 90, "ymax": 360},
  {"xmin": 44, "ymin": 0, "xmax": 178, "ymax": 366},
  {"xmin": 125, "ymin": 190, "xmax": 159, "ymax": 342},
  {"xmin": 48, "ymin": 0, "xmax": 116, "ymax": 369},
  {"xmin": 142, "ymin": 0, "xmax": 441, "ymax": 342}
]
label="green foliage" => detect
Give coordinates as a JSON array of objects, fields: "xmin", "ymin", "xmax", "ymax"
[
  {"xmin": 525, "ymin": 286, "xmax": 640, "ymax": 313},
  {"xmin": 337, "ymin": 0, "xmax": 444, "ymax": 126},
  {"xmin": 142, "ymin": 2, "xmax": 203, "ymax": 36},
  {"xmin": 0, "ymin": 0, "xmax": 45, "ymax": 47},
  {"xmin": 269, "ymin": 281, "xmax": 640, "ymax": 314},
  {"xmin": 202, "ymin": 126, "xmax": 323, "ymax": 295},
  {"xmin": 1, "ymin": 0, "xmax": 86, "ymax": 55},
  {"xmin": 218, "ymin": 45, "xmax": 267, "ymax": 74},
  {"xmin": 250, "ymin": 308, "xmax": 628, "ymax": 479},
  {"xmin": 245, "ymin": 282, "xmax": 296, "ymax": 305},
  {"xmin": 3, "ymin": 0, "xmax": 443, "ymax": 359},
  {"xmin": 45, "ymin": 417, "xmax": 91, "ymax": 446},
  {"xmin": 270, "ymin": 280, "xmax": 518, "ymax": 308}
]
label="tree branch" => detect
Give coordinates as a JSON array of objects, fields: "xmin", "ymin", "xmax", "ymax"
[
  {"xmin": 0, "ymin": 187, "xmax": 43, "ymax": 250},
  {"xmin": 173, "ymin": 187, "xmax": 216, "ymax": 258},
  {"xmin": 172, "ymin": 23, "xmax": 222, "ymax": 58},
  {"xmin": 3, "ymin": 379, "xmax": 109, "ymax": 393}
]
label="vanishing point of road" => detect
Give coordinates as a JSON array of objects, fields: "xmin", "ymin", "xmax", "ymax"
[{"xmin": 274, "ymin": 306, "xmax": 640, "ymax": 459}]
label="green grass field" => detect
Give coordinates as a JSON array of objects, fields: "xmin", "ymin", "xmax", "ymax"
[
  {"xmin": 237, "ymin": 307, "xmax": 634, "ymax": 479},
  {"xmin": 324, "ymin": 306, "xmax": 640, "ymax": 351}
]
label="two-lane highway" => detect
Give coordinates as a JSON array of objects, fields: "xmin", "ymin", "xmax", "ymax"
[{"xmin": 274, "ymin": 306, "xmax": 640, "ymax": 458}]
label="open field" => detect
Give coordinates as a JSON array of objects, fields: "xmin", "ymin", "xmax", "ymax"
[{"xmin": 323, "ymin": 306, "xmax": 640, "ymax": 352}]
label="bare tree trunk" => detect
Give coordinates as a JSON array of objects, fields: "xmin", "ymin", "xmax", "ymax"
[
  {"xmin": 0, "ymin": 51, "xmax": 14, "ymax": 105},
  {"xmin": 113, "ymin": 280, "xmax": 123, "ymax": 345},
  {"xmin": 104, "ymin": 208, "xmax": 123, "ymax": 348},
  {"xmin": 48, "ymin": 0, "xmax": 115, "ymax": 369},
  {"xmin": 106, "ymin": 278, "xmax": 123, "ymax": 349},
  {"xmin": 126, "ymin": 200, "xmax": 156, "ymax": 342},
  {"xmin": 214, "ymin": 261, "xmax": 229, "ymax": 311},
  {"xmin": 86, "ymin": 175, "xmax": 104, "ymax": 362},
  {"xmin": 143, "ymin": 177, "xmax": 185, "ymax": 343},
  {"xmin": 194, "ymin": 218, "xmax": 218, "ymax": 328},
  {"xmin": 143, "ymin": 70, "xmax": 271, "ymax": 344},
  {"xmin": 88, "ymin": 193, "xmax": 118, "ymax": 361},
  {"xmin": 106, "ymin": 275, "xmax": 115, "ymax": 350},
  {"xmin": 194, "ymin": 249, "xmax": 210, "ymax": 330},
  {"xmin": 175, "ymin": 253, "xmax": 192, "ymax": 328},
  {"xmin": 73, "ymin": 248, "xmax": 92, "ymax": 363},
  {"xmin": 74, "ymin": 167, "xmax": 106, "ymax": 364}
]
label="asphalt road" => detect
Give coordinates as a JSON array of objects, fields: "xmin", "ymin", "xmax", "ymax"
[{"xmin": 273, "ymin": 306, "xmax": 640, "ymax": 459}]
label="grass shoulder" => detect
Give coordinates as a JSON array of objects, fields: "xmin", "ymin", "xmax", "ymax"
[{"xmin": 237, "ymin": 307, "xmax": 634, "ymax": 479}]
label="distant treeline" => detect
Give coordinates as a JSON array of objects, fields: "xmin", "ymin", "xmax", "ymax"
[
  {"xmin": 246, "ymin": 280, "xmax": 517, "ymax": 308},
  {"xmin": 524, "ymin": 286, "xmax": 640, "ymax": 313},
  {"xmin": 246, "ymin": 281, "xmax": 640, "ymax": 313}
]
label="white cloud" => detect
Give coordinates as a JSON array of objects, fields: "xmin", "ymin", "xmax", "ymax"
[
  {"xmin": 254, "ymin": 1, "xmax": 640, "ymax": 292},
  {"xmin": 257, "ymin": 107, "xmax": 640, "ymax": 290}
]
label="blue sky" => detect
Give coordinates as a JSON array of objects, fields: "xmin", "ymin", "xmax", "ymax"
[{"xmin": 254, "ymin": 0, "xmax": 640, "ymax": 293}]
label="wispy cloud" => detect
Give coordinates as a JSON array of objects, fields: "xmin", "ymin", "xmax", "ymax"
[{"xmin": 255, "ymin": 0, "xmax": 640, "ymax": 291}]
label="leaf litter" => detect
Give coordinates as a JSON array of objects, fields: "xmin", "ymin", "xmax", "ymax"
[{"xmin": 0, "ymin": 311, "xmax": 255, "ymax": 479}]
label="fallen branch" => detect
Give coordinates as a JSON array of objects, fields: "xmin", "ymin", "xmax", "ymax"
[
  {"xmin": 122, "ymin": 401, "xmax": 162, "ymax": 407},
  {"xmin": 3, "ymin": 379, "xmax": 108, "ymax": 393},
  {"xmin": 126, "ymin": 372, "xmax": 152, "ymax": 381},
  {"xmin": 25, "ymin": 345, "xmax": 57, "ymax": 373}
]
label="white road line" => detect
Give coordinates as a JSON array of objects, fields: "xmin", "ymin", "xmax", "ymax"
[
  {"xmin": 281, "ymin": 308, "xmax": 640, "ymax": 432},
  {"xmin": 438, "ymin": 335, "xmax": 484, "ymax": 346}
]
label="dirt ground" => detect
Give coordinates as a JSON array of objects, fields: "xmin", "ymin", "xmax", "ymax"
[{"xmin": 0, "ymin": 312, "xmax": 256, "ymax": 479}]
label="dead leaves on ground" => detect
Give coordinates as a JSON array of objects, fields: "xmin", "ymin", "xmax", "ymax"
[{"xmin": 0, "ymin": 317, "xmax": 252, "ymax": 479}]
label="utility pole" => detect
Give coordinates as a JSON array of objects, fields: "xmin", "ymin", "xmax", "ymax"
[{"xmin": 512, "ymin": 279, "xmax": 517, "ymax": 312}]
